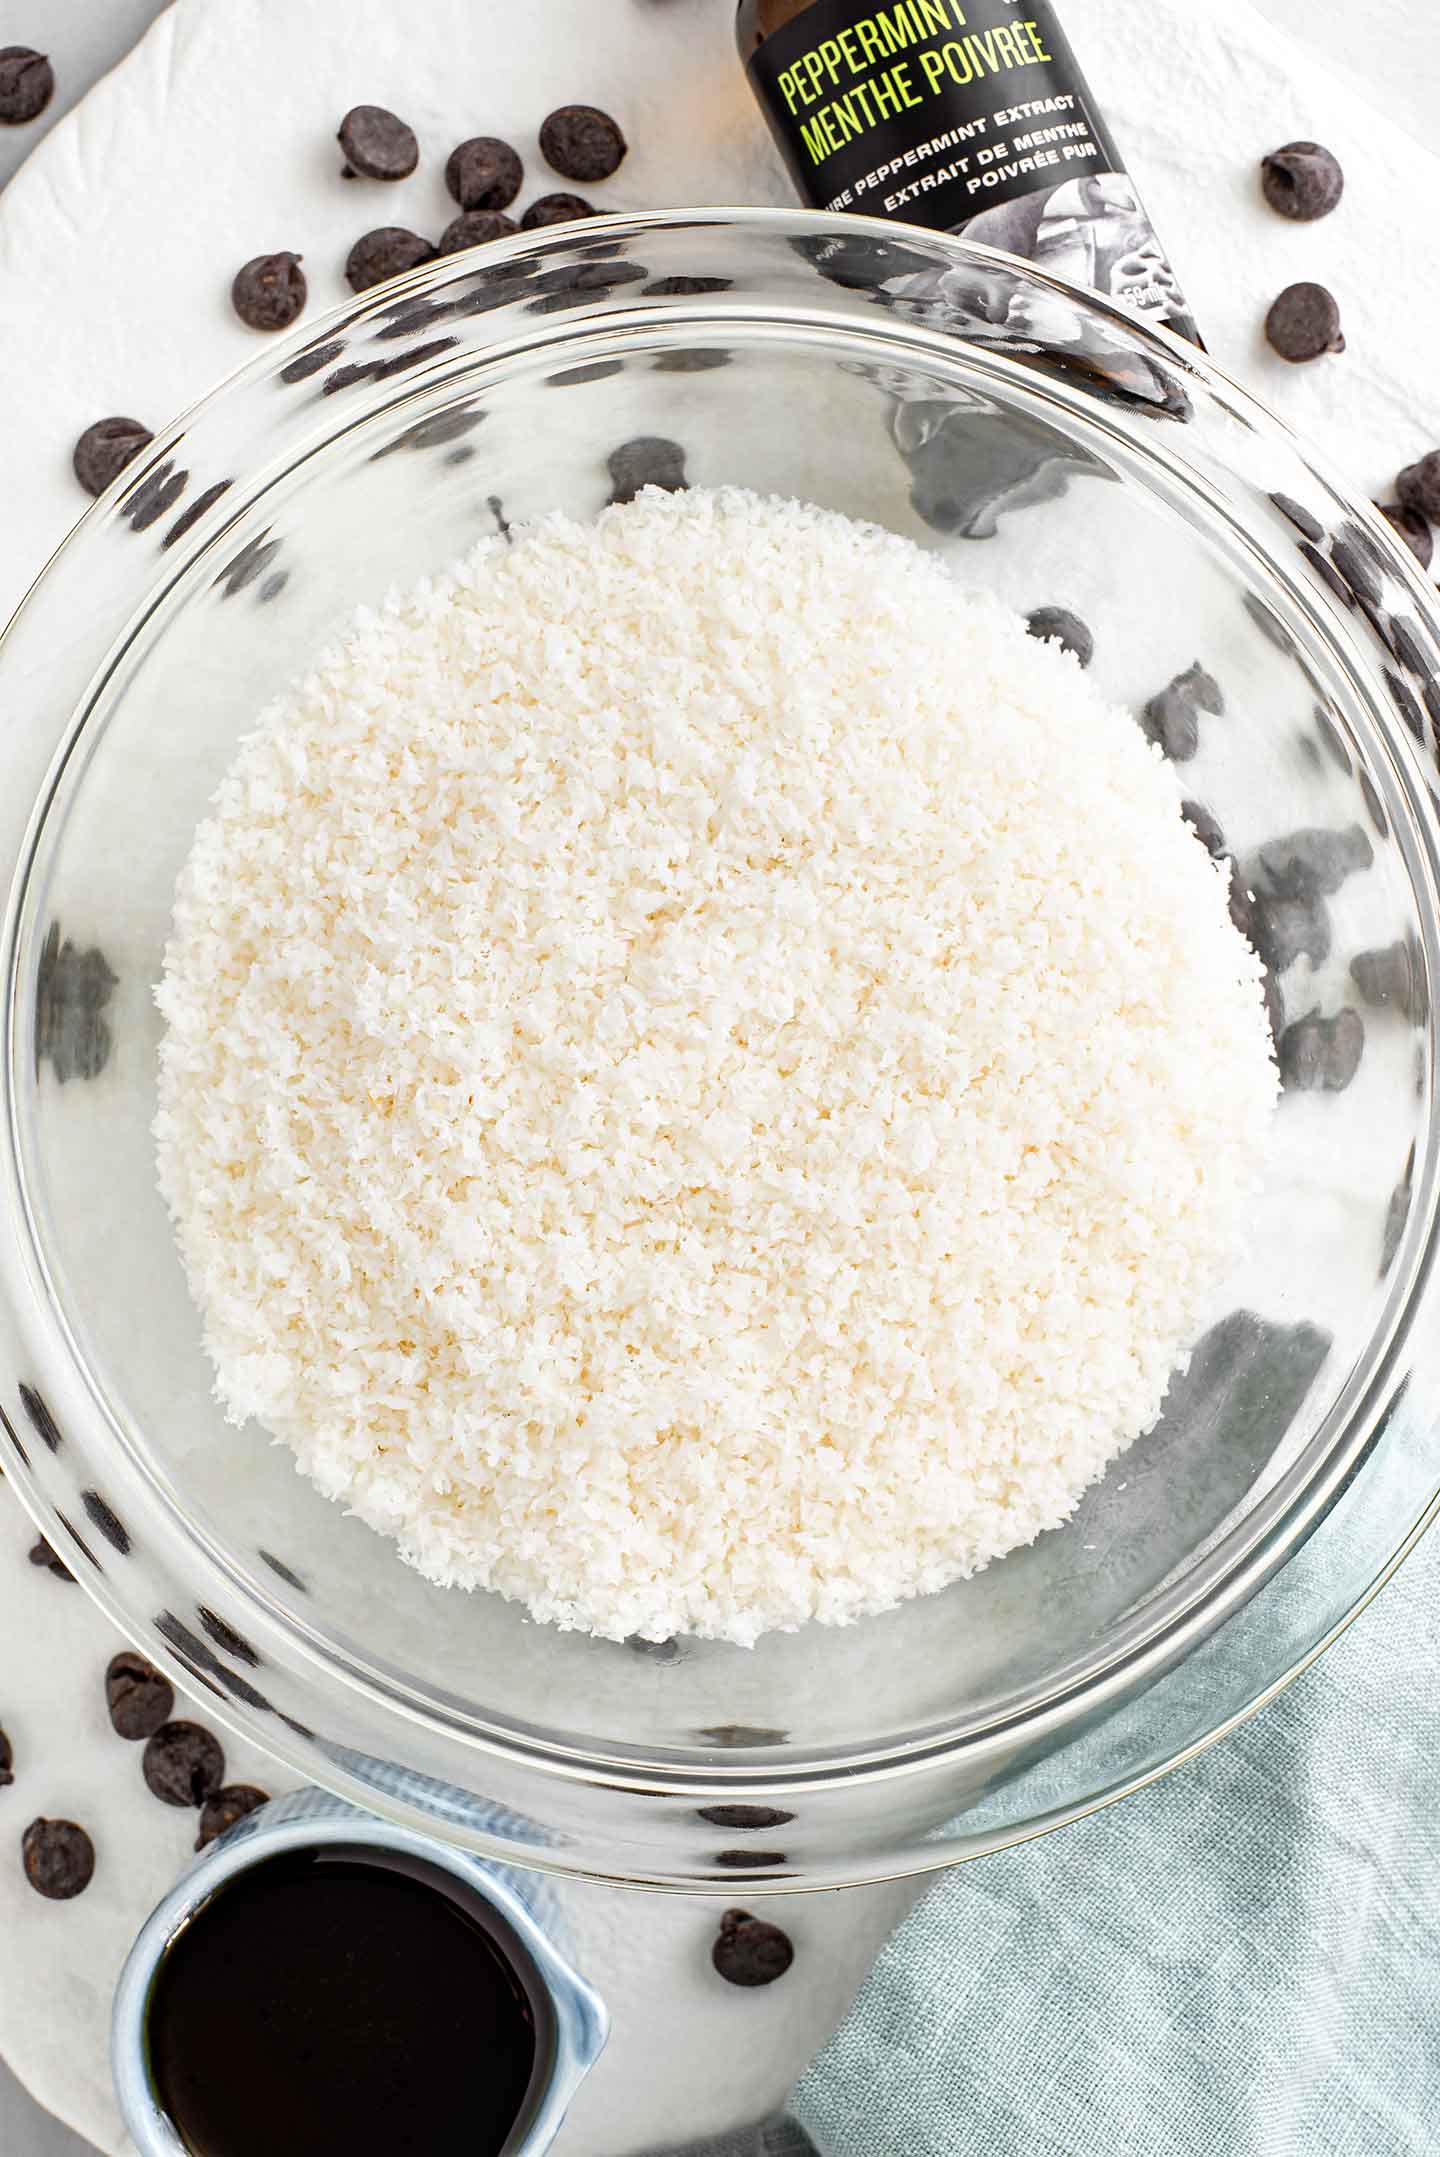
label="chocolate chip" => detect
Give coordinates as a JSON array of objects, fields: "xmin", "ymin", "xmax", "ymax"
[
  {"xmin": 73, "ymin": 416, "xmax": 153, "ymax": 498},
  {"xmin": 608, "ymin": 435, "xmax": 688, "ymax": 505},
  {"xmin": 715, "ymin": 1850, "xmax": 787, "ymax": 1869},
  {"xmin": 232, "ymin": 253, "xmax": 307, "ymax": 332},
  {"xmin": 1024, "ymin": 606, "xmax": 1093, "ymax": 667},
  {"xmin": 338, "ymin": 104, "xmax": 418, "ymax": 181},
  {"xmin": 1278, "ymin": 1008, "xmax": 1364, "ymax": 1092},
  {"xmin": 1180, "ymin": 800, "xmax": 1226, "ymax": 858},
  {"xmin": 624, "ymin": 1635, "xmax": 680, "ymax": 1661},
  {"xmin": 1140, "ymin": 661, "xmax": 1223, "ymax": 762},
  {"xmin": 195, "ymin": 1784, "xmax": 270, "ymax": 1852},
  {"xmin": 1248, "ymin": 894, "xmax": 1331, "ymax": 972},
  {"xmin": 445, "ymin": 136, "xmax": 522, "ymax": 211},
  {"xmin": 697, "ymin": 1804, "xmax": 796, "ymax": 1831},
  {"xmin": 540, "ymin": 104, "xmax": 627, "ymax": 184},
  {"xmin": 712, "ymin": 1909, "xmax": 794, "ymax": 1987},
  {"xmin": 1260, "ymin": 141, "xmax": 1344, "ymax": 222},
  {"xmin": 0, "ymin": 1725, "xmax": 13, "ymax": 1786},
  {"xmin": 1377, "ymin": 502, "xmax": 1433, "ymax": 571},
  {"xmin": 1351, "ymin": 940, "xmax": 1416, "ymax": 1015},
  {"xmin": 1396, "ymin": 452, "xmax": 1440, "ymax": 523},
  {"xmin": 1269, "ymin": 492, "xmax": 1324, "ymax": 543},
  {"xmin": 345, "ymin": 227, "xmax": 437, "ymax": 294},
  {"xmin": 280, "ymin": 340, "xmax": 345, "ymax": 384},
  {"xmin": 142, "ymin": 1721, "xmax": 225, "ymax": 1808},
  {"xmin": 0, "ymin": 46, "xmax": 54, "ymax": 126},
  {"xmin": 644, "ymin": 275, "xmax": 733, "ymax": 296},
  {"xmin": 1248, "ymin": 823, "xmax": 1372, "ymax": 901},
  {"xmin": 106, "ymin": 1650, "xmax": 175, "ymax": 1741},
  {"xmin": 1265, "ymin": 282, "xmax": 1344, "ymax": 362},
  {"xmin": 28, "ymin": 1537, "xmax": 73, "ymax": 1583},
  {"xmin": 521, "ymin": 193, "xmax": 596, "ymax": 229},
  {"xmin": 22, "ymin": 1819, "xmax": 94, "ymax": 1900},
  {"xmin": 439, "ymin": 210, "xmax": 517, "ymax": 255}
]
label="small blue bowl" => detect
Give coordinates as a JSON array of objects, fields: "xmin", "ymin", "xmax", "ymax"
[{"xmin": 112, "ymin": 1789, "xmax": 608, "ymax": 2155}]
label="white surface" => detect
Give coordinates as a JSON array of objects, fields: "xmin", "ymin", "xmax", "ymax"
[{"xmin": 1, "ymin": 0, "xmax": 1438, "ymax": 2151}]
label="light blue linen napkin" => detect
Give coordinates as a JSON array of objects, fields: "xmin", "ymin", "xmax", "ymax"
[{"xmin": 789, "ymin": 1521, "xmax": 1440, "ymax": 2156}]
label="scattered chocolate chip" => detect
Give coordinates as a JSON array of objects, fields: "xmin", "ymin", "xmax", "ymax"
[
  {"xmin": 1269, "ymin": 492, "xmax": 1324, "ymax": 543},
  {"xmin": 232, "ymin": 253, "xmax": 307, "ymax": 333},
  {"xmin": 521, "ymin": 192, "xmax": 596, "ymax": 229},
  {"xmin": 28, "ymin": 1537, "xmax": 73, "ymax": 1583},
  {"xmin": 1248, "ymin": 823, "xmax": 1373, "ymax": 901},
  {"xmin": 1376, "ymin": 501, "xmax": 1433, "ymax": 571},
  {"xmin": 280, "ymin": 340, "xmax": 344, "ymax": 384},
  {"xmin": 22, "ymin": 1818, "xmax": 94, "ymax": 1900},
  {"xmin": 195, "ymin": 1784, "xmax": 270, "ymax": 1852},
  {"xmin": 1351, "ymin": 940, "xmax": 1416, "ymax": 1015},
  {"xmin": 445, "ymin": 136, "xmax": 522, "ymax": 211},
  {"xmin": 0, "ymin": 46, "xmax": 54, "ymax": 126},
  {"xmin": 105, "ymin": 1650, "xmax": 175, "ymax": 1741},
  {"xmin": 1024, "ymin": 606, "xmax": 1093, "ymax": 667},
  {"xmin": 712, "ymin": 1908, "xmax": 794, "ymax": 1987},
  {"xmin": 72, "ymin": 416, "xmax": 153, "ymax": 498},
  {"xmin": 438, "ymin": 210, "xmax": 517, "ymax": 256},
  {"xmin": 0, "ymin": 1725, "xmax": 13, "ymax": 1786},
  {"xmin": 698, "ymin": 1804, "xmax": 796, "ymax": 1831},
  {"xmin": 1180, "ymin": 800, "xmax": 1226, "ymax": 857},
  {"xmin": 1140, "ymin": 661, "xmax": 1223, "ymax": 762},
  {"xmin": 1248, "ymin": 893, "xmax": 1331, "ymax": 972},
  {"xmin": 1265, "ymin": 282, "xmax": 1344, "ymax": 363},
  {"xmin": 143, "ymin": 1721, "xmax": 225, "ymax": 1808},
  {"xmin": 1298, "ymin": 542, "xmax": 1355, "ymax": 610},
  {"xmin": 18, "ymin": 1384, "xmax": 62, "ymax": 1454},
  {"xmin": 644, "ymin": 274, "xmax": 733, "ymax": 296},
  {"xmin": 80, "ymin": 1489, "xmax": 129, "ymax": 1555},
  {"xmin": 1396, "ymin": 452, "xmax": 1440, "ymax": 523},
  {"xmin": 337, "ymin": 104, "xmax": 418, "ymax": 182},
  {"xmin": 540, "ymin": 104, "xmax": 627, "ymax": 184},
  {"xmin": 1278, "ymin": 1008, "xmax": 1364, "ymax": 1092},
  {"xmin": 1260, "ymin": 141, "xmax": 1344, "ymax": 222},
  {"xmin": 608, "ymin": 435, "xmax": 688, "ymax": 505},
  {"xmin": 162, "ymin": 478, "xmax": 233, "ymax": 551},
  {"xmin": 345, "ymin": 227, "xmax": 437, "ymax": 294}
]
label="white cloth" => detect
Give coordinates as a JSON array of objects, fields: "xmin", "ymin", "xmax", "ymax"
[{"xmin": 0, "ymin": 0, "xmax": 1437, "ymax": 2150}]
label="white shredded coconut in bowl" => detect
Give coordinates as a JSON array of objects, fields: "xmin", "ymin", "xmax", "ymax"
[{"xmin": 155, "ymin": 487, "xmax": 1276, "ymax": 1647}]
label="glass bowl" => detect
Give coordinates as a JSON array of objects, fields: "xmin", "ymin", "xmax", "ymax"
[{"xmin": 3, "ymin": 210, "xmax": 1440, "ymax": 1891}]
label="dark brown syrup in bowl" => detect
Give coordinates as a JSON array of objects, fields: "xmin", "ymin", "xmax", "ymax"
[{"xmin": 146, "ymin": 1845, "xmax": 549, "ymax": 2155}]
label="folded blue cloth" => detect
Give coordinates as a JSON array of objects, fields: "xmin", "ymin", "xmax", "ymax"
[{"xmin": 791, "ymin": 1521, "xmax": 1440, "ymax": 2156}]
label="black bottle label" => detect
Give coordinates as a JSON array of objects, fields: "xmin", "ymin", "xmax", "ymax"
[{"xmin": 747, "ymin": 0, "xmax": 1196, "ymax": 341}]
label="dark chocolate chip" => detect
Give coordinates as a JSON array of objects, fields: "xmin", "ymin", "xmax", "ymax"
[
  {"xmin": 28, "ymin": 1537, "xmax": 73, "ymax": 1583},
  {"xmin": 1297, "ymin": 542, "xmax": 1354, "ymax": 609},
  {"xmin": 715, "ymin": 1849, "xmax": 788, "ymax": 1869},
  {"xmin": 1265, "ymin": 282, "xmax": 1344, "ymax": 362},
  {"xmin": 1248, "ymin": 893, "xmax": 1331, "ymax": 972},
  {"xmin": 279, "ymin": 340, "xmax": 344, "ymax": 384},
  {"xmin": 1269, "ymin": 492, "xmax": 1324, "ymax": 543},
  {"xmin": 142, "ymin": 1721, "xmax": 226, "ymax": 1808},
  {"xmin": 438, "ymin": 211, "xmax": 517, "ymax": 256},
  {"xmin": 1350, "ymin": 941, "xmax": 1416, "ymax": 1015},
  {"xmin": 1377, "ymin": 501, "xmax": 1434, "ymax": 571},
  {"xmin": 231, "ymin": 253, "xmax": 307, "ymax": 333},
  {"xmin": 345, "ymin": 227, "xmax": 437, "ymax": 294},
  {"xmin": 1396, "ymin": 451, "xmax": 1440, "ymax": 523},
  {"xmin": 1248, "ymin": 823, "xmax": 1373, "ymax": 900},
  {"xmin": 0, "ymin": 1725, "xmax": 13, "ymax": 1786},
  {"xmin": 22, "ymin": 1819, "xmax": 94, "ymax": 1900},
  {"xmin": 18, "ymin": 1383, "xmax": 62, "ymax": 1454},
  {"xmin": 1278, "ymin": 1008, "xmax": 1364, "ymax": 1092},
  {"xmin": 1024, "ymin": 607, "xmax": 1093, "ymax": 667},
  {"xmin": 73, "ymin": 417, "xmax": 153, "ymax": 498},
  {"xmin": 0, "ymin": 46, "xmax": 54, "ymax": 126},
  {"xmin": 337, "ymin": 104, "xmax": 418, "ymax": 182},
  {"xmin": 643, "ymin": 274, "xmax": 733, "ymax": 296},
  {"xmin": 712, "ymin": 1909, "xmax": 794, "ymax": 1987},
  {"xmin": 1180, "ymin": 801, "xmax": 1226, "ymax": 857},
  {"xmin": 81, "ymin": 1490, "xmax": 130, "ymax": 1554},
  {"xmin": 521, "ymin": 193, "xmax": 596, "ymax": 229},
  {"xmin": 197, "ymin": 1608, "xmax": 260, "ymax": 1666},
  {"xmin": 1385, "ymin": 667, "xmax": 1426, "ymax": 742},
  {"xmin": 195, "ymin": 1784, "xmax": 270, "ymax": 1852},
  {"xmin": 608, "ymin": 435, "xmax": 688, "ymax": 505},
  {"xmin": 445, "ymin": 136, "xmax": 522, "ymax": 211},
  {"xmin": 624, "ymin": 1635, "xmax": 680, "ymax": 1661},
  {"xmin": 697, "ymin": 1804, "xmax": 796, "ymax": 1831},
  {"xmin": 1260, "ymin": 141, "xmax": 1344, "ymax": 222},
  {"xmin": 162, "ymin": 479, "xmax": 232, "ymax": 551},
  {"xmin": 1140, "ymin": 661, "xmax": 1223, "ymax": 762},
  {"xmin": 540, "ymin": 104, "xmax": 627, "ymax": 184},
  {"xmin": 106, "ymin": 1650, "xmax": 175, "ymax": 1741}
]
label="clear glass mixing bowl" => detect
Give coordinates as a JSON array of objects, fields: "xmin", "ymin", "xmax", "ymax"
[{"xmin": 4, "ymin": 211, "xmax": 1440, "ymax": 1890}]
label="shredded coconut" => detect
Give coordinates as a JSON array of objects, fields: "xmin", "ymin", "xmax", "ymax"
[{"xmin": 155, "ymin": 488, "xmax": 1276, "ymax": 1646}]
